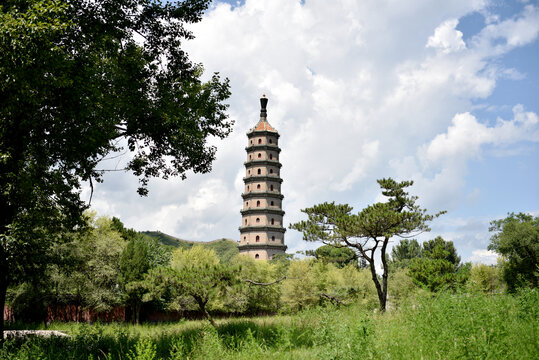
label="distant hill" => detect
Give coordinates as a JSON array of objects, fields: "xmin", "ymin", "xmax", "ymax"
[
  {"xmin": 140, "ymin": 231, "xmax": 191, "ymax": 248},
  {"xmin": 141, "ymin": 231, "xmax": 239, "ymax": 263}
]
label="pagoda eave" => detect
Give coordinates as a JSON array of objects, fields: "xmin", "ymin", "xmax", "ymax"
[
  {"xmin": 241, "ymin": 192, "xmax": 284, "ymax": 200},
  {"xmin": 239, "ymin": 226, "xmax": 287, "ymax": 233},
  {"xmin": 243, "ymin": 176, "xmax": 283, "ymax": 184},
  {"xmin": 247, "ymin": 130, "xmax": 280, "ymax": 138},
  {"xmin": 245, "ymin": 145, "xmax": 281, "ymax": 153},
  {"xmin": 240, "ymin": 208, "xmax": 285, "ymax": 216},
  {"xmin": 244, "ymin": 160, "xmax": 282, "ymax": 168},
  {"xmin": 238, "ymin": 244, "xmax": 288, "ymax": 251}
]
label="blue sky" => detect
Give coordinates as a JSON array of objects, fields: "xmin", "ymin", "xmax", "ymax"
[{"xmin": 88, "ymin": 0, "xmax": 539, "ymax": 265}]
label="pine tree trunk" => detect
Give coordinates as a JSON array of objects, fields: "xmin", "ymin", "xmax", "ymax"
[
  {"xmin": 194, "ymin": 296, "xmax": 216, "ymax": 327},
  {"xmin": 368, "ymin": 256, "xmax": 386, "ymax": 312},
  {"xmin": 380, "ymin": 237, "xmax": 390, "ymax": 312},
  {"xmin": 201, "ymin": 306, "xmax": 216, "ymax": 328}
]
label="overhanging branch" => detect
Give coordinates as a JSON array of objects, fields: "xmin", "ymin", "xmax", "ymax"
[
  {"xmin": 243, "ymin": 276, "xmax": 286, "ymax": 286},
  {"xmin": 319, "ymin": 292, "xmax": 346, "ymax": 305}
]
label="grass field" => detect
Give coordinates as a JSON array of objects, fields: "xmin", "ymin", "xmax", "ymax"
[{"xmin": 2, "ymin": 290, "xmax": 537, "ymax": 359}]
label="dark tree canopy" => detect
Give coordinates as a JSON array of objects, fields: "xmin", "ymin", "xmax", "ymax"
[
  {"xmin": 119, "ymin": 233, "xmax": 170, "ymax": 324},
  {"xmin": 390, "ymin": 239, "xmax": 422, "ymax": 269},
  {"xmin": 422, "ymin": 236, "xmax": 461, "ymax": 267},
  {"xmin": 0, "ymin": 0, "xmax": 231, "ymax": 339},
  {"xmin": 388, "ymin": 235, "xmax": 469, "ymax": 292},
  {"xmin": 488, "ymin": 212, "xmax": 538, "ymax": 292},
  {"xmin": 306, "ymin": 245, "xmax": 359, "ymax": 268},
  {"xmin": 408, "ymin": 236, "xmax": 469, "ymax": 292}
]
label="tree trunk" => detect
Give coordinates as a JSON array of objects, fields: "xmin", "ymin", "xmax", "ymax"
[
  {"xmin": 194, "ymin": 296, "xmax": 216, "ymax": 327},
  {"xmin": 368, "ymin": 259, "xmax": 386, "ymax": 312},
  {"xmin": 380, "ymin": 237, "xmax": 390, "ymax": 312},
  {"xmin": 201, "ymin": 305, "xmax": 216, "ymax": 327},
  {"xmin": 0, "ymin": 194, "xmax": 13, "ymax": 341},
  {"xmin": 135, "ymin": 301, "xmax": 141, "ymax": 325},
  {"xmin": 0, "ymin": 278, "xmax": 8, "ymax": 341}
]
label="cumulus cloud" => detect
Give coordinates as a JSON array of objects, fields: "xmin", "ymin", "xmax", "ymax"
[
  {"xmin": 388, "ymin": 105, "xmax": 539, "ymax": 212},
  {"xmin": 469, "ymin": 249, "xmax": 498, "ymax": 265},
  {"xmin": 472, "ymin": 4, "xmax": 539, "ymax": 54},
  {"xmin": 86, "ymin": 0, "xmax": 539, "ymax": 262},
  {"xmin": 423, "ymin": 105, "xmax": 539, "ymax": 165},
  {"xmin": 427, "ymin": 19, "xmax": 467, "ymax": 53}
]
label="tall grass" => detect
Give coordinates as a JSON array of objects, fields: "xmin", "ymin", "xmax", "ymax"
[{"xmin": 1, "ymin": 291, "xmax": 537, "ymax": 359}]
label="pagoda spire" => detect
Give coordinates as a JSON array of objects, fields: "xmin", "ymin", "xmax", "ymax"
[{"xmin": 260, "ymin": 94, "xmax": 268, "ymax": 119}]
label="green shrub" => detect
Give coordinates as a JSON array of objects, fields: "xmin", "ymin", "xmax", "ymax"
[{"xmin": 127, "ymin": 338, "xmax": 156, "ymax": 360}]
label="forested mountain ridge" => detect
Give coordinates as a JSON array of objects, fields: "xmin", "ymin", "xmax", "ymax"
[{"xmin": 141, "ymin": 231, "xmax": 239, "ymax": 263}]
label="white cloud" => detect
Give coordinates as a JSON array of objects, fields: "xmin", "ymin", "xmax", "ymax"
[
  {"xmin": 86, "ymin": 1, "xmax": 539, "ymax": 262},
  {"xmin": 471, "ymin": 4, "xmax": 539, "ymax": 55},
  {"xmin": 390, "ymin": 105, "xmax": 539, "ymax": 212},
  {"xmin": 427, "ymin": 19, "xmax": 467, "ymax": 53},
  {"xmin": 469, "ymin": 249, "xmax": 498, "ymax": 265},
  {"xmin": 423, "ymin": 105, "xmax": 539, "ymax": 165},
  {"xmin": 334, "ymin": 141, "xmax": 379, "ymax": 191}
]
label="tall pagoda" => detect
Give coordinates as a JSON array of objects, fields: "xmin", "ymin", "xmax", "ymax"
[{"xmin": 238, "ymin": 95, "xmax": 287, "ymax": 260}]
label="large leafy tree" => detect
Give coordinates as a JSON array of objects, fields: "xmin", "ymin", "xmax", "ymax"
[
  {"xmin": 119, "ymin": 233, "xmax": 170, "ymax": 324},
  {"xmin": 170, "ymin": 246, "xmax": 237, "ymax": 327},
  {"xmin": 10, "ymin": 213, "xmax": 127, "ymax": 322},
  {"xmin": 0, "ymin": 0, "xmax": 231, "ymax": 338},
  {"xmin": 488, "ymin": 213, "xmax": 538, "ymax": 292},
  {"xmin": 229, "ymin": 254, "xmax": 282, "ymax": 314},
  {"xmin": 143, "ymin": 246, "xmax": 237, "ymax": 327},
  {"xmin": 69, "ymin": 214, "xmax": 127, "ymax": 312},
  {"xmin": 290, "ymin": 178, "xmax": 444, "ymax": 312}
]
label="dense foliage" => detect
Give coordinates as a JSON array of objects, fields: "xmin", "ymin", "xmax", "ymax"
[
  {"xmin": 390, "ymin": 239, "xmax": 422, "ymax": 269},
  {"xmin": 0, "ymin": 0, "xmax": 231, "ymax": 338},
  {"xmin": 119, "ymin": 233, "xmax": 171, "ymax": 324},
  {"xmin": 305, "ymin": 245, "xmax": 359, "ymax": 268},
  {"xmin": 405, "ymin": 236, "xmax": 471, "ymax": 292},
  {"xmin": 488, "ymin": 212, "xmax": 538, "ymax": 292},
  {"xmin": 4, "ymin": 209, "xmax": 536, "ymax": 358}
]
